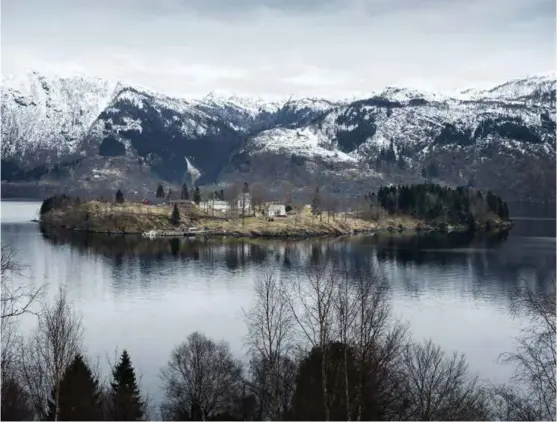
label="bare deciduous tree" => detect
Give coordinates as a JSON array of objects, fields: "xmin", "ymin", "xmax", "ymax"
[
  {"xmin": 280, "ymin": 180, "xmax": 293, "ymax": 205},
  {"xmin": 333, "ymin": 266, "xmax": 407, "ymax": 421},
  {"xmin": 18, "ymin": 288, "xmax": 83, "ymax": 420},
  {"xmin": 289, "ymin": 263, "xmax": 337, "ymax": 420},
  {"xmin": 494, "ymin": 276, "xmax": 556, "ymax": 421},
  {"xmin": 225, "ymin": 184, "xmax": 242, "ymax": 220},
  {"xmin": 1, "ymin": 244, "xmax": 42, "ymax": 320},
  {"xmin": 160, "ymin": 331, "xmax": 243, "ymax": 421},
  {"xmin": 244, "ymin": 271, "xmax": 295, "ymax": 420},
  {"xmin": 250, "ymin": 183, "xmax": 267, "ymax": 217},
  {"xmin": 397, "ymin": 339, "xmax": 490, "ymax": 421}
]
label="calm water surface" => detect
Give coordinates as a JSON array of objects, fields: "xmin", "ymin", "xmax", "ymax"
[{"xmin": 1, "ymin": 200, "xmax": 555, "ymax": 405}]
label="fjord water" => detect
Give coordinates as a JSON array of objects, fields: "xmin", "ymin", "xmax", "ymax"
[{"xmin": 2, "ymin": 200, "xmax": 555, "ymax": 405}]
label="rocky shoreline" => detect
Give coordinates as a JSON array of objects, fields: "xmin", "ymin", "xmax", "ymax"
[{"xmin": 35, "ymin": 216, "xmax": 513, "ymax": 240}]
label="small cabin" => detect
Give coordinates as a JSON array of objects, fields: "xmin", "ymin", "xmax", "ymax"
[{"xmin": 267, "ymin": 204, "xmax": 287, "ymax": 218}]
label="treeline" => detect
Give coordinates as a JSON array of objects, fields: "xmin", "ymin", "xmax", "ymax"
[
  {"xmin": 39, "ymin": 194, "xmax": 81, "ymax": 215},
  {"xmin": 371, "ymin": 184, "xmax": 510, "ymax": 224},
  {"xmin": 2, "ymin": 289, "xmax": 147, "ymax": 421},
  {"xmin": 2, "ymin": 262, "xmax": 554, "ymax": 421}
]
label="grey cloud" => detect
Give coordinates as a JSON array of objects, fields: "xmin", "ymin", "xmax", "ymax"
[{"xmin": 1, "ymin": 0, "xmax": 554, "ymax": 98}]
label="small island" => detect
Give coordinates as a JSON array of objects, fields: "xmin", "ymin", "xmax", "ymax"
[{"xmin": 37, "ymin": 183, "xmax": 513, "ymax": 238}]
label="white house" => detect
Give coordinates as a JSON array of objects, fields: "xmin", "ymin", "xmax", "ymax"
[
  {"xmin": 267, "ymin": 204, "xmax": 287, "ymax": 218},
  {"xmin": 237, "ymin": 192, "xmax": 251, "ymax": 215},
  {"xmin": 199, "ymin": 200, "xmax": 230, "ymax": 214}
]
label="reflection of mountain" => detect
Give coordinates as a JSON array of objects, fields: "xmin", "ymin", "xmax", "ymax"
[{"xmin": 40, "ymin": 224, "xmax": 554, "ymax": 302}]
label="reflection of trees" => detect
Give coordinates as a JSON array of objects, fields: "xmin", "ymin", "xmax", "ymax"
[{"xmin": 39, "ymin": 225, "xmax": 554, "ymax": 310}]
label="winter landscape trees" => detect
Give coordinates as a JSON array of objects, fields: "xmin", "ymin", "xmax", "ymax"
[{"xmin": 1, "ymin": 248, "xmax": 553, "ymax": 421}]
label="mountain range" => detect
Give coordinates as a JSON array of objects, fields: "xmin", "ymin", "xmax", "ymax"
[{"xmin": 1, "ymin": 70, "xmax": 555, "ymax": 201}]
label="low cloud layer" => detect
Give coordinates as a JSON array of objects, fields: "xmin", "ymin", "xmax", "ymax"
[{"xmin": 2, "ymin": 0, "xmax": 554, "ymax": 98}]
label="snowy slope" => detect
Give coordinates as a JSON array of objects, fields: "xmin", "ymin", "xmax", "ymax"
[
  {"xmin": 1, "ymin": 70, "xmax": 555, "ymax": 200},
  {"xmin": 457, "ymin": 73, "xmax": 556, "ymax": 104},
  {"xmin": 1, "ymin": 71, "xmax": 120, "ymax": 163}
]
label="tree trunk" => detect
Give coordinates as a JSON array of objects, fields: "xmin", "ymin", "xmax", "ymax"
[{"xmin": 322, "ymin": 343, "xmax": 330, "ymax": 421}]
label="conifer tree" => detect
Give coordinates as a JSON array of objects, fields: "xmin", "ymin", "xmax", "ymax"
[
  {"xmin": 45, "ymin": 354, "xmax": 102, "ymax": 421},
  {"xmin": 115, "ymin": 189, "xmax": 125, "ymax": 204},
  {"xmin": 171, "ymin": 204, "xmax": 181, "ymax": 226},
  {"xmin": 181, "ymin": 183, "xmax": 190, "ymax": 200},
  {"xmin": 110, "ymin": 350, "xmax": 145, "ymax": 421},
  {"xmin": 193, "ymin": 186, "xmax": 201, "ymax": 205},
  {"xmin": 156, "ymin": 184, "xmax": 165, "ymax": 198}
]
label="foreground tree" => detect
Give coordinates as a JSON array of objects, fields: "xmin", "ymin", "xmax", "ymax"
[
  {"xmin": 109, "ymin": 350, "xmax": 146, "ymax": 421},
  {"xmin": 1, "ymin": 376, "xmax": 34, "ymax": 421},
  {"xmin": 160, "ymin": 332, "xmax": 243, "ymax": 420},
  {"xmin": 1, "ymin": 243, "xmax": 41, "ymax": 320},
  {"xmin": 45, "ymin": 353, "xmax": 102, "ymax": 421},
  {"xmin": 396, "ymin": 339, "xmax": 491, "ymax": 420},
  {"xmin": 244, "ymin": 271, "xmax": 295, "ymax": 420},
  {"xmin": 291, "ymin": 342, "xmax": 359, "ymax": 420},
  {"xmin": 288, "ymin": 263, "xmax": 336, "ymax": 420},
  {"xmin": 493, "ymin": 276, "xmax": 556, "ymax": 421},
  {"xmin": 19, "ymin": 288, "xmax": 83, "ymax": 419}
]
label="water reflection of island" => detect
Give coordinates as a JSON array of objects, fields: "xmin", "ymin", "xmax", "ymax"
[
  {"xmin": 40, "ymin": 225, "xmax": 553, "ymax": 296},
  {"xmin": 41, "ymin": 225, "xmax": 508, "ymax": 264}
]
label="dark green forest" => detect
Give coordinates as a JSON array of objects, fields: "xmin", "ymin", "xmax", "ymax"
[{"xmin": 371, "ymin": 183, "xmax": 510, "ymax": 225}]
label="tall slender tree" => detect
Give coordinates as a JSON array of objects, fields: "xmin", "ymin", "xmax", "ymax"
[
  {"xmin": 45, "ymin": 354, "xmax": 102, "ymax": 421},
  {"xmin": 311, "ymin": 187, "xmax": 322, "ymax": 221},
  {"xmin": 115, "ymin": 189, "xmax": 125, "ymax": 204},
  {"xmin": 171, "ymin": 204, "xmax": 181, "ymax": 226},
  {"xmin": 110, "ymin": 350, "xmax": 145, "ymax": 421}
]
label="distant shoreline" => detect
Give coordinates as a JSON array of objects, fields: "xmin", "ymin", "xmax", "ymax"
[{"xmin": 37, "ymin": 200, "xmax": 513, "ymax": 240}]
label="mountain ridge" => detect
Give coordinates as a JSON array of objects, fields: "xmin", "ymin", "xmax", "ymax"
[{"xmin": 2, "ymin": 70, "xmax": 555, "ymax": 201}]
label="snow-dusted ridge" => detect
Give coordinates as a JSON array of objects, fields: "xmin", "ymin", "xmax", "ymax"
[{"xmin": 1, "ymin": 69, "xmax": 555, "ymax": 201}]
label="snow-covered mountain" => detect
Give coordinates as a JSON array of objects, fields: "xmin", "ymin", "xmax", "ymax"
[{"xmin": 1, "ymin": 70, "xmax": 555, "ymax": 201}]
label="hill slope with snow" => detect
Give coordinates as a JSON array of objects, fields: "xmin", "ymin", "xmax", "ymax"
[{"xmin": 1, "ymin": 70, "xmax": 555, "ymax": 201}]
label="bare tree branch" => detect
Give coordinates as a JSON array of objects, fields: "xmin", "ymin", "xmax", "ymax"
[
  {"xmin": 244, "ymin": 270, "xmax": 295, "ymax": 420},
  {"xmin": 18, "ymin": 288, "xmax": 83, "ymax": 420},
  {"xmin": 1, "ymin": 244, "xmax": 43, "ymax": 320}
]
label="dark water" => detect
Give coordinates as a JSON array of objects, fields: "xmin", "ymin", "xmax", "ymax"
[{"xmin": 1, "ymin": 201, "xmax": 555, "ymax": 405}]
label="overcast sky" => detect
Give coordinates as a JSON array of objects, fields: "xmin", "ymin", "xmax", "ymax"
[{"xmin": 1, "ymin": 0, "xmax": 555, "ymax": 99}]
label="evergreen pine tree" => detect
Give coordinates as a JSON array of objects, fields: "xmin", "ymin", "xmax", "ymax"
[
  {"xmin": 110, "ymin": 350, "xmax": 145, "ymax": 421},
  {"xmin": 156, "ymin": 184, "xmax": 165, "ymax": 198},
  {"xmin": 115, "ymin": 189, "xmax": 125, "ymax": 204},
  {"xmin": 181, "ymin": 183, "xmax": 190, "ymax": 200},
  {"xmin": 220, "ymin": 189, "xmax": 225, "ymax": 201},
  {"xmin": 45, "ymin": 354, "xmax": 102, "ymax": 421},
  {"xmin": 171, "ymin": 204, "xmax": 181, "ymax": 226},
  {"xmin": 193, "ymin": 187, "xmax": 201, "ymax": 205}
]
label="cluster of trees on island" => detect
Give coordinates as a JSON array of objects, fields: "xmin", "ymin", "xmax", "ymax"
[{"xmin": 2, "ymin": 245, "xmax": 554, "ymax": 421}]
